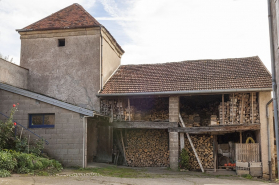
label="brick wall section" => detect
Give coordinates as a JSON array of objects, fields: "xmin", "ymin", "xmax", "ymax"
[
  {"xmin": 169, "ymin": 132, "xmax": 179, "ymax": 170},
  {"xmin": 0, "ymin": 90, "xmax": 84, "ymax": 167},
  {"xmin": 169, "ymin": 96, "xmax": 179, "ymax": 122}
]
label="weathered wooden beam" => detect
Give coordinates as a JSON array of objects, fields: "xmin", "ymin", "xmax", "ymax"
[
  {"xmin": 213, "ymin": 135, "xmax": 217, "ymax": 172},
  {"xmin": 114, "ymin": 121, "xmax": 178, "ymax": 129},
  {"xmin": 120, "ymin": 129, "xmax": 126, "ymax": 165},
  {"xmin": 240, "ymin": 93, "xmax": 244, "ymax": 124},
  {"xmin": 222, "ymin": 94, "xmax": 224, "ymax": 125},
  {"xmin": 128, "ymin": 98, "xmax": 131, "ymax": 121},
  {"xmin": 168, "ymin": 124, "xmax": 260, "ymax": 133}
]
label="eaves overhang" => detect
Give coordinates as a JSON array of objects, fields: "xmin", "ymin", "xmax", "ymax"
[{"xmin": 97, "ymin": 88, "xmax": 272, "ymax": 97}]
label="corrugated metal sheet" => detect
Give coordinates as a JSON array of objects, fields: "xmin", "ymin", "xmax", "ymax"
[{"xmin": 0, "ymin": 83, "xmax": 94, "ymax": 116}]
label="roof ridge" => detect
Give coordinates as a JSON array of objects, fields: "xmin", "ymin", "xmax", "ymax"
[
  {"xmin": 120, "ymin": 56, "xmax": 259, "ymax": 67},
  {"xmin": 74, "ymin": 3, "xmax": 101, "ymax": 26}
]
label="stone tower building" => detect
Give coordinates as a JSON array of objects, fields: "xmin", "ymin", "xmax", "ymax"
[{"xmin": 17, "ymin": 3, "xmax": 124, "ymax": 112}]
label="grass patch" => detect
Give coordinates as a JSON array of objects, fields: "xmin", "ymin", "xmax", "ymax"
[{"xmin": 75, "ymin": 166, "xmax": 151, "ymax": 178}]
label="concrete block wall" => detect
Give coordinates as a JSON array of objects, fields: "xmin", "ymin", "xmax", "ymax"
[
  {"xmin": 0, "ymin": 58, "xmax": 28, "ymax": 89},
  {"xmin": 169, "ymin": 132, "xmax": 179, "ymax": 170},
  {"xmin": 169, "ymin": 96, "xmax": 179, "ymax": 122},
  {"xmin": 0, "ymin": 89, "xmax": 84, "ymax": 167}
]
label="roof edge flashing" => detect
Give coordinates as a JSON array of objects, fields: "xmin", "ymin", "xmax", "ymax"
[{"xmin": 97, "ymin": 88, "xmax": 272, "ymax": 97}]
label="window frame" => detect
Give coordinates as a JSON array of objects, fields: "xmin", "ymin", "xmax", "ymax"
[
  {"xmin": 58, "ymin": 39, "xmax": 65, "ymax": 47},
  {"xmin": 29, "ymin": 113, "xmax": 55, "ymax": 128}
]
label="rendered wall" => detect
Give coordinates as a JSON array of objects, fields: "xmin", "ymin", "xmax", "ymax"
[
  {"xmin": 19, "ymin": 28, "xmax": 101, "ymax": 111},
  {"xmin": 259, "ymin": 91, "xmax": 275, "ymax": 178},
  {"xmin": 0, "ymin": 58, "xmax": 28, "ymax": 89},
  {"xmin": 101, "ymin": 32, "xmax": 121, "ymax": 86},
  {"xmin": 0, "ymin": 90, "xmax": 84, "ymax": 167}
]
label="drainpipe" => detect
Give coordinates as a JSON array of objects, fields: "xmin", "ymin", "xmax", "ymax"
[
  {"xmin": 267, "ymin": 0, "xmax": 279, "ymax": 179},
  {"xmin": 266, "ymin": 98, "xmax": 273, "ymax": 181},
  {"xmin": 100, "ymin": 25, "xmax": 103, "ymax": 91}
]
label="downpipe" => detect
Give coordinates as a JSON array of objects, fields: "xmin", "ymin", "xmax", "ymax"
[
  {"xmin": 267, "ymin": 0, "xmax": 279, "ymax": 179},
  {"xmin": 267, "ymin": 98, "xmax": 273, "ymax": 181}
]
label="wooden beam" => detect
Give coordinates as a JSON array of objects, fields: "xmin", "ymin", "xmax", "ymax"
[
  {"xmin": 240, "ymin": 93, "xmax": 244, "ymax": 124},
  {"xmin": 240, "ymin": 131, "xmax": 242, "ymax": 143},
  {"xmin": 251, "ymin": 93, "xmax": 254, "ymax": 124},
  {"xmin": 232, "ymin": 93, "xmax": 234, "ymax": 125},
  {"xmin": 213, "ymin": 135, "xmax": 217, "ymax": 172},
  {"xmin": 114, "ymin": 121, "xmax": 178, "ymax": 129},
  {"xmin": 222, "ymin": 94, "xmax": 224, "ymax": 125},
  {"xmin": 120, "ymin": 129, "xmax": 126, "ymax": 165},
  {"xmin": 179, "ymin": 113, "xmax": 204, "ymax": 172},
  {"xmin": 128, "ymin": 98, "xmax": 131, "ymax": 121},
  {"xmin": 180, "ymin": 133, "xmax": 185, "ymax": 151},
  {"xmin": 168, "ymin": 124, "xmax": 260, "ymax": 134}
]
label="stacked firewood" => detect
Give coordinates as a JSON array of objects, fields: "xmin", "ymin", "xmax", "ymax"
[
  {"xmin": 218, "ymin": 93, "xmax": 259, "ymax": 125},
  {"xmin": 184, "ymin": 135, "xmax": 214, "ymax": 170},
  {"xmin": 125, "ymin": 129, "xmax": 169, "ymax": 167},
  {"xmin": 182, "ymin": 114, "xmax": 201, "ymax": 127},
  {"xmin": 101, "ymin": 98, "xmax": 169, "ymax": 122}
]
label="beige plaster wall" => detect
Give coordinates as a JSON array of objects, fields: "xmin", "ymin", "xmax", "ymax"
[
  {"xmin": 0, "ymin": 58, "xmax": 28, "ymax": 89},
  {"xmin": 19, "ymin": 28, "xmax": 101, "ymax": 111},
  {"xmin": 101, "ymin": 33, "xmax": 121, "ymax": 87},
  {"xmin": 259, "ymin": 91, "xmax": 275, "ymax": 177},
  {"xmin": 0, "ymin": 90, "xmax": 85, "ymax": 167}
]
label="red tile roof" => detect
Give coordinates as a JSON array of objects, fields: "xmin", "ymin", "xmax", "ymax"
[
  {"xmin": 21, "ymin": 3, "xmax": 100, "ymax": 31},
  {"xmin": 100, "ymin": 56, "xmax": 272, "ymax": 94}
]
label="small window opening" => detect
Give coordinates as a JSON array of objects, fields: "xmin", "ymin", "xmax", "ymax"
[{"xmin": 58, "ymin": 39, "xmax": 65, "ymax": 47}]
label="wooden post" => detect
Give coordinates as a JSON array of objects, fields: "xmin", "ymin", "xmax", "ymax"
[
  {"xmin": 213, "ymin": 135, "xmax": 217, "ymax": 172},
  {"xmin": 240, "ymin": 93, "xmax": 244, "ymax": 124},
  {"xmin": 251, "ymin": 93, "xmax": 254, "ymax": 124},
  {"xmin": 179, "ymin": 113, "xmax": 204, "ymax": 172},
  {"xmin": 240, "ymin": 131, "xmax": 242, "ymax": 143},
  {"xmin": 128, "ymin": 98, "xmax": 131, "ymax": 121},
  {"xmin": 120, "ymin": 129, "xmax": 126, "ymax": 165},
  {"xmin": 232, "ymin": 93, "xmax": 234, "ymax": 125},
  {"xmin": 180, "ymin": 133, "xmax": 185, "ymax": 151},
  {"xmin": 222, "ymin": 94, "xmax": 225, "ymax": 125}
]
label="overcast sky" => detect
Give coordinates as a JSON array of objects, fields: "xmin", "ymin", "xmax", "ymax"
[{"xmin": 0, "ymin": 0, "xmax": 272, "ymax": 71}]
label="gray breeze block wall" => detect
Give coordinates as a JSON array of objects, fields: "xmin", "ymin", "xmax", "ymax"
[
  {"xmin": 0, "ymin": 90, "xmax": 84, "ymax": 167},
  {"xmin": 0, "ymin": 58, "xmax": 28, "ymax": 89}
]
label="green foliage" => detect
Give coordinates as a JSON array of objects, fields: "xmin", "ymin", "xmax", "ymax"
[
  {"xmin": 242, "ymin": 174, "xmax": 253, "ymax": 179},
  {"xmin": 0, "ymin": 106, "xmax": 16, "ymax": 150},
  {"xmin": 0, "ymin": 169, "xmax": 11, "ymax": 178},
  {"xmin": 17, "ymin": 167, "xmax": 30, "ymax": 174},
  {"xmin": 0, "ymin": 151, "xmax": 17, "ymax": 171},
  {"xmin": 179, "ymin": 148, "xmax": 190, "ymax": 170}
]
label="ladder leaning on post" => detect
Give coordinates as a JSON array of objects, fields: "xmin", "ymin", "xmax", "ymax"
[{"xmin": 179, "ymin": 113, "xmax": 204, "ymax": 173}]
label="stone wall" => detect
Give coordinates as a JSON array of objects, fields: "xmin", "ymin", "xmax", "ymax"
[
  {"xmin": 0, "ymin": 58, "xmax": 28, "ymax": 89},
  {"xmin": 125, "ymin": 129, "xmax": 169, "ymax": 167},
  {"xmin": 0, "ymin": 90, "xmax": 84, "ymax": 167}
]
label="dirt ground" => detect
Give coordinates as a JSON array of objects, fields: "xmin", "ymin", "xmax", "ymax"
[{"xmin": 0, "ymin": 163, "xmax": 277, "ymax": 185}]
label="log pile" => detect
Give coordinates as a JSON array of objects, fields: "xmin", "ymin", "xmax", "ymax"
[
  {"xmin": 101, "ymin": 98, "xmax": 169, "ymax": 122},
  {"xmin": 184, "ymin": 135, "xmax": 214, "ymax": 170},
  {"xmin": 125, "ymin": 129, "xmax": 169, "ymax": 167},
  {"xmin": 219, "ymin": 93, "xmax": 259, "ymax": 125}
]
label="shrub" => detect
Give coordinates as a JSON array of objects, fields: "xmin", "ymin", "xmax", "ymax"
[
  {"xmin": 0, "ymin": 151, "xmax": 17, "ymax": 171},
  {"xmin": 17, "ymin": 167, "xmax": 30, "ymax": 174},
  {"xmin": 0, "ymin": 169, "xmax": 11, "ymax": 178},
  {"xmin": 179, "ymin": 148, "xmax": 190, "ymax": 170}
]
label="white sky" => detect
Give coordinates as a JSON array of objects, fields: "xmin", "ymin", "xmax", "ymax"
[{"xmin": 0, "ymin": 0, "xmax": 272, "ymax": 71}]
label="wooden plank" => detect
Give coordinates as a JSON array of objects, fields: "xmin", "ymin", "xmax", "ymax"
[
  {"xmin": 120, "ymin": 129, "xmax": 126, "ymax": 165},
  {"xmin": 168, "ymin": 124, "xmax": 260, "ymax": 133},
  {"xmin": 128, "ymin": 98, "xmax": 131, "ymax": 121},
  {"xmin": 240, "ymin": 131, "xmax": 242, "ymax": 143},
  {"xmin": 186, "ymin": 133, "xmax": 204, "ymax": 172},
  {"xmin": 213, "ymin": 135, "xmax": 217, "ymax": 172},
  {"xmin": 222, "ymin": 94, "xmax": 224, "ymax": 125},
  {"xmin": 179, "ymin": 113, "xmax": 204, "ymax": 172},
  {"xmin": 240, "ymin": 93, "xmax": 244, "ymax": 124}
]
